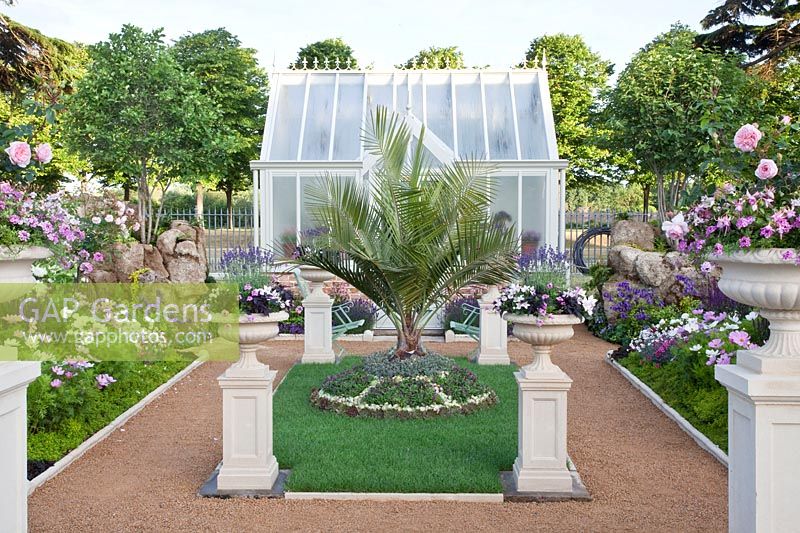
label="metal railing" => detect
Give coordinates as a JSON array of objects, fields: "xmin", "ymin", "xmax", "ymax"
[
  {"xmin": 162, "ymin": 207, "xmax": 255, "ymax": 272},
  {"xmin": 565, "ymin": 210, "xmax": 650, "ymax": 273}
]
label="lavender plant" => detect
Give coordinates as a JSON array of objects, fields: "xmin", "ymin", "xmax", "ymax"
[
  {"xmin": 517, "ymin": 245, "xmax": 570, "ymax": 289},
  {"xmin": 220, "ymin": 246, "xmax": 274, "ymax": 288}
]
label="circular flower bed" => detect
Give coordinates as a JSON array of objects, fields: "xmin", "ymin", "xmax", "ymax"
[{"xmin": 310, "ymin": 352, "xmax": 497, "ymax": 419}]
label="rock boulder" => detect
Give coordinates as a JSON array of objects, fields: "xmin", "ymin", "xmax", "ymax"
[{"xmin": 610, "ymin": 219, "xmax": 656, "ymax": 250}]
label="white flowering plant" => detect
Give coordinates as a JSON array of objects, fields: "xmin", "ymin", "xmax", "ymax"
[{"xmin": 493, "ymin": 283, "xmax": 597, "ymax": 322}]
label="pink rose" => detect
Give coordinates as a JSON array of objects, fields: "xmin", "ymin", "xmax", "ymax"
[
  {"xmin": 4, "ymin": 141, "xmax": 32, "ymax": 167},
  {"xmin": 755, "ymin": 158, "xmax": 778, "ymax": 180},
  {"xmin": 782, "ymin": 115, "xmax": 792, "ymax": 125},
  {"xmin": 33, "ymin": 143, "xmax": 53, "ymax": 164},
  {"xmin": 733, "ymin": 124, "xmax": 762, "ymax": 152}
]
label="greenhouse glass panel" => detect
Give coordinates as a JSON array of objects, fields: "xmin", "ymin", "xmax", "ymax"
[
  {"xmin": 490, "ymin": 174, "xmax": 518, "ymax": 233},
  {"xmin": 272, "ymin": 174, "xmax": 297, "ymax": 242},
  {"xmin": 367, "ymin": 74, "xmax": 393, "ymax": 113},
  {"xmin": 514, "ymin": 76, "xmax": 548, "ymax": 159},
  {"xmin": 408, "ymin": 72, "xmax": 423, "ymax": 119},
  {"xmin": 394, "ymin": 73, "xmax": 408, "ymax": 113},
  {"xmin": 484, "ymin": 73, "xmax": 517, "ymax": 160},
  {"xmin": 424, "ymin": 73, "xmax": 454, "ymax": 148},
  {"xmin": 521, "ymin": 175, "xmax": 547, "ymax": 252},
  {"xmin": 301, "ymin": 74, "xmax": 335, "ymax": 160},
  {"xmin": 454, "ymin": 73, "xmax": 485, "ymax": 159},
  {"xmin": 300, "ymin": 174, "xmax": 323, "ymax": 231},
  {"xmin": 332, "ymin": 74, "xmax": 363, "ymax": 160},
  {"xmin": 270, "ymin": 74, "xmax": 306, "ymax": 160}
]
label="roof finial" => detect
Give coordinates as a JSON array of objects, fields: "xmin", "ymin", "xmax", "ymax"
[
  {"xmin": 313, "ymin": 57, "xmax": 319, "ymax": 69},
  {"xmin": 324, "ymin": 57, "xmax": 330, "ymax": 69},
  {"xmin": 345, "ymin": 57, "xmax": 351, "ymax": 69},
  {"xmin": 411, "ymin": 57, "xmax": 417, "ymax": 69},
  {"xmin": 541, "ymin": 49, "xmax": 548, "ymax": 70},
  {"xmin": 302, "ymin": 57, "xmax": 308, "ymax": 70},
  {"xmin": 444, "ymin": 56, "xmax": 450, "ymax": 69},
  {"xmin": 422, "ymin": 57, "xmax": 429, "ymax": 69}
]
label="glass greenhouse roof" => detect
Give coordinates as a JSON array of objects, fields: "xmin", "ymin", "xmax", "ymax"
[{"xmin": 261, "ymin": 69, "xmax": 559, "ymax": 163}]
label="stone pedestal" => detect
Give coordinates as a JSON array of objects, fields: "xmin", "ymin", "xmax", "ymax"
[
  {"xmin": 513, "ymin": 365, "xmax": 573, "ymax": 492},
  {"xmin": 217, "ymin": 358, "xmax": 279, "ymax": 491},
  {"xmin": 476, "ymin": 286, "xmax": 509, "ymax": 365},
  {"xmin": 0, "ymin": 362, "xmax": 41, "ymax": 533},
  {"xmin": 716, "ymin": 351, "xmax": 800, "ymax": 533},
  {"xmin": 300, "ymin": 268, "xmax": 335, "ymax": 364}
]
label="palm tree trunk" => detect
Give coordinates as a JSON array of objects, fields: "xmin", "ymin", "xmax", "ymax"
[{"xmin": 395, "ymin": 315, "xmax": 424, "ymax": 358}]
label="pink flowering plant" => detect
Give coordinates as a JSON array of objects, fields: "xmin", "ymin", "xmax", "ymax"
[
  {"xmin": 1, "ymin": 101, "xmax": 60, "ymax": 186},
  {"xmin": 667, "ymin": 118, "xmax": 800, "ymax": 262},
  {"xmin": 493, "ymin": 283, "xmax": 597, "ymax": 324}
]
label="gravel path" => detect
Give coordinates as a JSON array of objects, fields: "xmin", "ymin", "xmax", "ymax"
[{"xmin": 28, "ymin": 327, "xmax": 727, "ymax": 532}]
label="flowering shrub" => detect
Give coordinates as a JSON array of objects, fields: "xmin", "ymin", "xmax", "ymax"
[
  {"xmin": 239, "ymin": 282, "xmax": 294, "ymax": 315},
  {"xmin": 220, "ymin": 246, "xmax": 274, "ymax": 287},
  {"xmin": 666, "ymin": 118, "xmax": 800, "ymax": 261},
  {"xmin": 494, "ymin": 283, "xmax": 597, "ymax": 323},
  {"xmin": 0, "ymin": 181, "xmax": 84, "ymax": 250},
  {"xmin": 517, "ymin": 245, "xmax": 570, "ymax": 289}
]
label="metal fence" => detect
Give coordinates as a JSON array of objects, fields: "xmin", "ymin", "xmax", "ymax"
[
  {"xmin": 161, "ymin": 207, "xmax": 651, "ymax": 274},
  {"xmin": 565, "ymin": 210, "xmax": 650, "ymax": 273},
  {"xmin": 162, "ymin": 207, "xmax": 255, "ymax": 272}
]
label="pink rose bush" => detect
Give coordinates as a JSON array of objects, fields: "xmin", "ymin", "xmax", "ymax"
[
  {"xmin": 677, "ymin": 117, "xmax": 800, "ymax": 263},
  {"xmin": 33, "ymin": 143, "xmax": 53, "ymax": 164},
  {"xmin": 5, "ymin": 141, "xmax": 32, "ymax": 167}
]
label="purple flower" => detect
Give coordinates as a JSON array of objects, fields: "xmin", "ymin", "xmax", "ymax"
[
  {"xmin": 739, "ymin": 236, "xmax": 751, "ymax": 248},
  {"xmin": 729, "ymin": 330, "xmax": 751, "ymax": 348},
  {"xmin": 17, "ymin": 230, "xmax": 30, "ymax": 242},
  {"xmin": 79, "ymin": 262, "xmax": 94, "ymax": 274},
  {"xmin": 700, "ymin": 261, "xmax": 714, "ymax": 274},
  {"xmin": 95, "ymin": 374, "xmax": 116, "ymax": 389},
  {"xmin": 712, "ymin": 243, "xmax": 724, "ymax": 256},
  {"xmin": 760, "ymin": 225, "xmax": 775, "ymax": 239},
  {"xmin": 50, "ymin": 379, "xmax": 62, "ymax": 388},
  {"xmin": 93, "ymin": 252, "xmax": 105, "ymax": 262},
  {"xmin": 709, "ymin": 338, "xmax": 724, "ymax": 349}
]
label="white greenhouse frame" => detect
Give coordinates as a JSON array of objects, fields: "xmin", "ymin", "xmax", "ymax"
[{"xmin": 251, "ymin": 67, "xmax": 568, "ymax": 252}]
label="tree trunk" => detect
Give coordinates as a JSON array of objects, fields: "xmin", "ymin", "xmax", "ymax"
[
  {"xmin": 642, "ymin": 184, "xmax": 650, "ymax": 221},
  {"xmin": 394, "ymin": 315, "xmax": 424, "ymax": 358},
  {"xmin": 225, "ymin": 185, "xmax": 234, "ymax": 229},
  {"xmin": 138, "ymin": 162, "xmax": 149, "ymax": 244},
  {"xmin": 195, "ymin": 182, "xmax": 204, "ymax": 227},
  {"xmin": 656, "ymin": 172, "xmax": 667, "ymax": 222},
  {"xmin": 123, "ymin": 182, "xmax": 130, "ymax": 202}
]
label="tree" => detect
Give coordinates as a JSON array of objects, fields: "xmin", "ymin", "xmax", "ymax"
[
  {"xmin": 173, "ymin": 28, "xmax": 268, "ymax": 225},
  {"xmin": 292, "ymin": 108, "xmax": 518, "ymax": 357},
  {"xmin": 292, "ymin": 38, "xmax": 357, "ymax": 69},
  {"xmin": 397, "ymin": 46, "xmax": 465, "ymax": 69},
  {"xmin": 605, "ymin": 24, "xmax": 761, "ymax": 221},
  {"xmin": 521, "ymin": 34, "xmax": 617, "ymax": 186},
  {"xmin": 65, "ymin": 25, "xmax": 221, "ymax": 244},
  {"xmin": 697, "ymin": 0, "xmax": 800, "ymax": 68}
]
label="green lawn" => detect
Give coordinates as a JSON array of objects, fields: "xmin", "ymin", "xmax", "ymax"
[{"xmin": 274, "ymin": 357, "xmax": 518, "ymax": 493}]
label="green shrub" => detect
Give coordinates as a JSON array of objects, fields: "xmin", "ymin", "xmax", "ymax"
[{"xmin": 362, "ymin": 351, "xmax": 455, "ymax": 377}]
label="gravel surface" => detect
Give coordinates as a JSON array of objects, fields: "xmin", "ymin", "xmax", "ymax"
[{"xmin": 28, "ymin": 328, "xmax": 727, "ymax": 532}]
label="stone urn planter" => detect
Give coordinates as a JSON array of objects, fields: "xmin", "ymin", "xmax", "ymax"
[
  {"xmin": 506, "ymin": 313, "xmax": 583, "ymax": 377},
  {"xmin": 217, "ymin": 310, "xmax": 288, "ymax": 492},
  {"xmin": 714, "ymin": 249, "xmax": 800, "ymax": 532},
  {"xmin": 0, "ymin": 246, "xmax": 52, "ymax": 304},
  {"xmin": 504, "ymin": 313, "xmax": 582, "ymax": 494},
  {"xmin": 219, "ymin": 312, "xmax": 289, "ymax": 377},
  {"xmin": 298, "ymin": 266, "xmax": 336, "ymax": 363},
  {"xmin": 715, "ymin": 249, "xmax": 800, "ymax": 358}
]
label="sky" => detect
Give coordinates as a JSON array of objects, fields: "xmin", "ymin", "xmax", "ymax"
[{"xmin": 5, "ymin": 0, "xmax": 715, "ymax": 75}]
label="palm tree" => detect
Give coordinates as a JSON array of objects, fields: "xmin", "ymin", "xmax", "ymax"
[{"xmin": 291, "ymin": 107, "xmax": 519, "ymax": 358}]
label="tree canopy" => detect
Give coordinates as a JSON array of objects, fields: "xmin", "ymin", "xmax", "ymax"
[
  {"xmin": 522, "ymin": 34, "xmax": 616, "ymax": 186},
  {"xmin": 605, "ymin": 24, "xmax": 762, "ymax": 220},
  {"xmin": 292, "ymin": 37, "xmax": 357, "ymax": 69},
  {"xmin": 173, "ymin": 28, "xmax": 268, "ymax": 214},
  {"xmin": 397, "ymin": 46, "xmax": 465, "ymax": 69},
  {"xmin": 65, "ymin": 25, "xmax": 221, "ymax": 243},
  {"xmin": 697, "ymin": 0, "xmax": 800, "ymax": 68}
]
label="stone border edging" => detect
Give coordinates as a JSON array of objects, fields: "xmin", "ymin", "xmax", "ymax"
[
  {"xmin": 605, "ymin": 354, "xmax": 728, "ymax": 467},
  {"xmin": 283, "ymin": 492, "xmax": 504, "ymax": 502},
  {"xmin": 28, "ymin": 359, "xmax": 204, "ymax": 495}
]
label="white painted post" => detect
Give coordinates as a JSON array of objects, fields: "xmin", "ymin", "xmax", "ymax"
[
  {"xmin": 0, "ymin": 362, "xmax": 41, "ymax": 533},
  {"xmin": 299, "ymin": 267, "xmax": 335, "ymax": 364},
  {"xmin": 716, "ymin": 351, "xmax": 800, "ymax": 532},
  {"xmin": 475, "ymin": 286, "xmax": 510, "ymax": 365}
]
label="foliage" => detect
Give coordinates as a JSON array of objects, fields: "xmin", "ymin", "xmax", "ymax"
[
  {"xmin": 219, "ymin": 245, "xmax": 274, "ymax": 289},
  {"xmin": 311, "ymin": 354, "xmax": 496, "ymax": 419},
  {"xmin": 292, "ymin": 37, "xmax": 358, "ymax": 69},
  {"xmin": 397, "ymin": 46, "xmax": 465, "ymax": 69},
  {"xmin": 275, "ymin": 357, "xmax": 516, "ymax": 492},
  {"xmin": 592, "ymin": 281, "xmax": 667, "ymax": 345},
  {"xmin": 697, "ymin": 0, "xmax": 800, "ymax": 69},
  {"xmin": 0, "ymin": 13, "xmax": 88, "ymax": 99},
  {"xmin": 27, "ymin": 360, "xmax": 188, "ymax": 461},
  {"xmin": 522, "ymin": 34, "xmax": 617, "ymax": 185},
  {"xmin": 290, "ymin": 107, "xmax": 519, "ymax": 357},
  {"xmin": 566, "ymin": 182, "xmax": 650, "ymax": 212},
  {"xmin": 343, "ymin": 298, "xmax": 378, "ymax": 333},
  {"xmin": 517, "ymin": 244, "xmax": 570, "ymax": 288},
  {"xmin": 675, "ymin": 119, "xmax": 800, "ymax": 258},
  {"xmin": 238, "ymin": 281, "xmax": 294, "ymax": 315},
  {"xmin": 605, "ymin": 24, "xmax": 762, "ymax": 221},
  {"xmin": 172, "ymin": 28, "xmax": 268, "ymax": 213},
  {"xmin": 494, "ymin": 284, "xmax": 597, "ymax": 321},
  {"xmin": 65, "ymin": 25, "xmax": 221, "ymax": 244}
]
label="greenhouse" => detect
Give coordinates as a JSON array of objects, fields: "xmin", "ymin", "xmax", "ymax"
[{"xmin": 250, "ymin": 67, "xmax": 568, "ymax": 252}]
